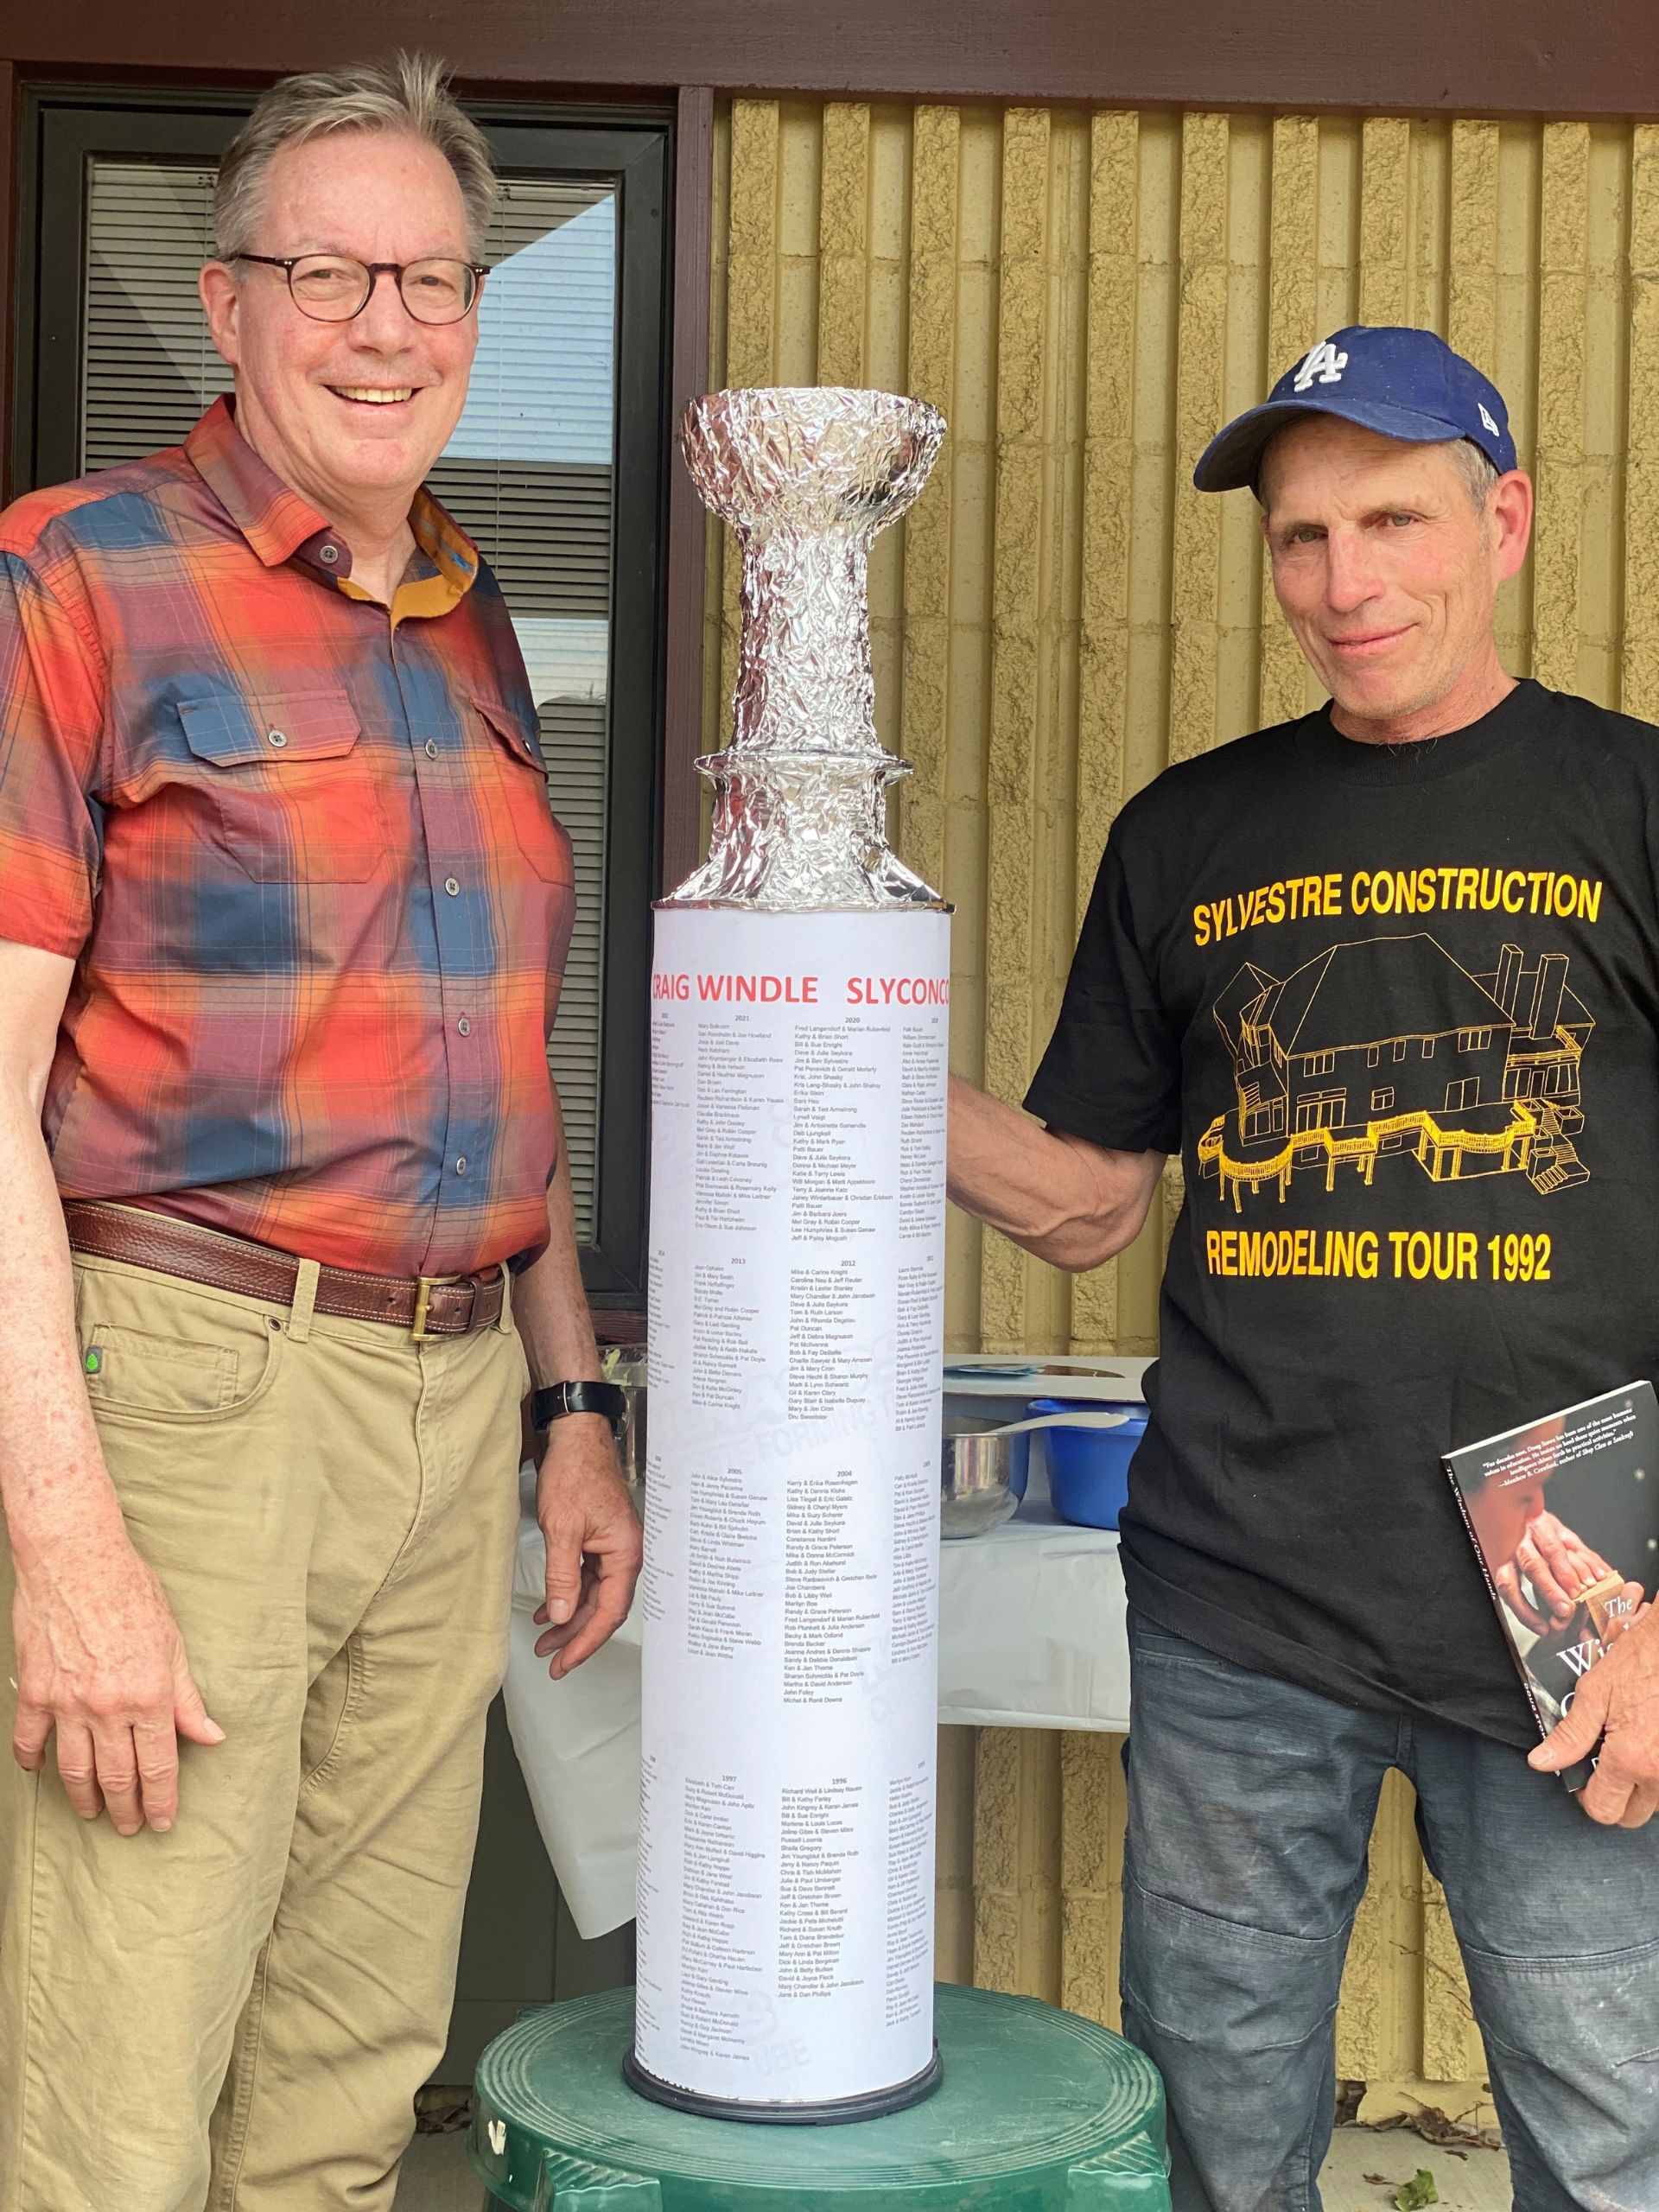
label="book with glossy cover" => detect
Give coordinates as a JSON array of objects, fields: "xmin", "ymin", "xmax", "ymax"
[{"xmin": 1443, "ymin": 1381, "xmax": 1657, "ymax": 1788}]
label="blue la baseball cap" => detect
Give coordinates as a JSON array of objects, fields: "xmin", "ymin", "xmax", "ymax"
[{"xmin": 1192, "ymin": 326, "xmax": 1517, "ymax": 494}]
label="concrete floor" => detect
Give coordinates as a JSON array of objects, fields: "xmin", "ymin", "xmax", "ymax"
[
  {"xmin": 1319, "ymin": 2129, "xmax": 1510, "ymax": 2210},
  {"xmin": 393, "ymin": 2130, "xmax": 477, "ymax": 2210},
  {"xmin": 393, "ymin": 2122, "xmax": 1512, "ymax": 2209}
]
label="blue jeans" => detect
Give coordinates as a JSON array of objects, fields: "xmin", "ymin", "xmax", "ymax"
[{"xmin": 1120, "ymin": 1612, "xmax": 1659, "ymax": 2212}]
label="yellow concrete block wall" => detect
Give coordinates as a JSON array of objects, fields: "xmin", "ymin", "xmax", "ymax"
[{"xmin": 702, "ymin": 95, "xmax": 1659, "ymax": 2113}]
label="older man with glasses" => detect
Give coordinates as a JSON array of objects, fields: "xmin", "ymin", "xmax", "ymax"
[{"xmin": 0, "ymin": 52, "xmax": 640, "ymax": 2211}]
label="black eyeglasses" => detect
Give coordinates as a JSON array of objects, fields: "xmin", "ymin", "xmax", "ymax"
[{"xmin": 234, "ymin": 253, "xmax": 487, "ymax": 326}]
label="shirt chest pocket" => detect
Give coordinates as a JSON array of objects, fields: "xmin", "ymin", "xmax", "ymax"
[
  {"xmin": 177, "ymin": 690, "xmax": 389, "ymax": 883},
  {"xmin": 473, "ymin": 697, "xmax": 572, "ymax": 886}
]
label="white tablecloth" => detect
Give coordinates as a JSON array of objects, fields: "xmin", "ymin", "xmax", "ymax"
[{"xmin": 502, "ymin": 1450, "xmax": 1132, "ymax": 1940}]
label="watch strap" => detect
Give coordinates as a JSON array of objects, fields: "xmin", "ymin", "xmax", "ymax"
[{"xmin": 531, "ymin": 1379, "xmax": 627, "ymax": 1432}]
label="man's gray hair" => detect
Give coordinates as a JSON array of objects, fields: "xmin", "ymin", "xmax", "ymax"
[
  {"xmin": 1448, "ymin": 437, "xmax": 1502, "ymax": 510},
  {"xmin": 213, "ymin": 52, "xmax": 497, "ymax": 265}
]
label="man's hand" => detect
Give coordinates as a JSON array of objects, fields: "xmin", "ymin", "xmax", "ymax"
[
  {"xmin": 1529, "ymin": 1599, "xmax": 1659, "ymax": 1826},
  {"xmin": 1496, "ymin": 1510, "xmax": 1616, "ymax": 1633},
  {"xmin": 11, "ymin": 1520, "xmax": 224, "ymax": 1835},
  {"xmin": 0, "ymin": 938, "xmax": 224, "ymax": 1836},
  {"xmin": 531, "ymin": 1414, "xmax": 642, "ymax": 1679}
]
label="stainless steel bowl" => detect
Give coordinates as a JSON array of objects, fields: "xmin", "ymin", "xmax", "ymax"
[{"xmin": 941, "ymin": 1415, "xmax": 1029, "ymax": 1540}]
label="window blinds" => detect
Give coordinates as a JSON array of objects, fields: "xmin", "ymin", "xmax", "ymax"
[{"xmin": 79, "ymin": 160, "xmax": 617, "ymax": 1242}]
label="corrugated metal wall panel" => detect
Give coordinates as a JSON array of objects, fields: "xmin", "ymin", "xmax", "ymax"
[{"xmin": 704, "ymin": 97, "xmax": 1647, "ymax": 2107}]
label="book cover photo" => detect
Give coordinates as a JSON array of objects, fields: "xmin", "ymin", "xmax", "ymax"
[{"xmin": 1444, "ymin": 1382, "xmax": 1658, "ymax": 1764}]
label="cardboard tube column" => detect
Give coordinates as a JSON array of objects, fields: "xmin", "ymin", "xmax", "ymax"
[{"xmin": 628, "ymin": 389, "xmax": 950, "ymax": 2120}]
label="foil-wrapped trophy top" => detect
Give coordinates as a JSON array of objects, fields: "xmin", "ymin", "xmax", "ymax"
[{"xmin": 670, "ymin": 385, "xmax": 947, "ymax": 912}]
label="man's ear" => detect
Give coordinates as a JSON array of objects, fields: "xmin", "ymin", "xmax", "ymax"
[
  {"xmin": 1491, "ymin": 468, "xmax": 1534, "ymax": 583},
  {"xmin": 199, "ymin": 262, "xmax": 243, "ymax": 372}
]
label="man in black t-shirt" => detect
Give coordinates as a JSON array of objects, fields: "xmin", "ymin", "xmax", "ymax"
[{"xmin": 948, "ymin": 327, "xmax": 1659, "ymax": 2212}]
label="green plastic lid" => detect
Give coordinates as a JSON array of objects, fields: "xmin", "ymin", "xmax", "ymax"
[{"xmin": 472, "ymin": 1983, "xmax": 1169, "ymax": 2210}]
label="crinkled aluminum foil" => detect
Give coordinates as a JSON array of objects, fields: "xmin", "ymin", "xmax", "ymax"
[{"xmin": 668, "ymin": 386, "xmax": 947, "ymax": 911}]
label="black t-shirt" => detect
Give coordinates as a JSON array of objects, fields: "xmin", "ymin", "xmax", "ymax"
[{"xmin": 1026, "ymin": 681, "xmax": 1659, "ymax": 1745}]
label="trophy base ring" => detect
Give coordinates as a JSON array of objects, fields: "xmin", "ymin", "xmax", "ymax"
[
  {"xmin": 470, "ymin": 1986, "xmax": 1173, "ymax": 2208},
  {"xmin": 620, "ymin": 2044, "xmax": 944, "ymax": 2126}
]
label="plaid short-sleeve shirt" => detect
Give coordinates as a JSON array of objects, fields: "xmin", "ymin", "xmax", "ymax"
[{"xmin": 0, "ymin": 397, "xmax": 575, "ymax": 1278}]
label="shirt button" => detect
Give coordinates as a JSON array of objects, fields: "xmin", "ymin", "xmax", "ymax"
[
  {"xmin": 454, "ymin": 1156, "xmax": 467, "ymax": 1176},
  {"xmin": 266, "ymin": 728, "xmax": 288, "ymax": 748},
  {"xmin": 457, "ymin": 1015, "xmax": 471, "ymax": 1036},
  {"xmin": 424, "ymin": 739, "xmax": 439, "ymax": 760},
  {"xmin": 444, "ymin": 876, "xmax": 461, "ymax": 897},
  {"xmin": 318, "ymin": 543, "xmax": 340, "ymax": 565}
]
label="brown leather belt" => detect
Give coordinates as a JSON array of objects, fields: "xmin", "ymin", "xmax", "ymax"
[{"xmin": 63, "ymin": 1203, "xmax": 507, "ymax": 1338}]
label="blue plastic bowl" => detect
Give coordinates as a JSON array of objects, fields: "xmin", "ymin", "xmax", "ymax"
[{"xmin": 1029, "ymin": 1398, "xmax": 1147, "ymax": 1529}]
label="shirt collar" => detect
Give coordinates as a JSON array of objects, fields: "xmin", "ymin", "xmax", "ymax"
[
  {"xmin": 407, "ymin": 486, "xmax": 480, "ymax": 601},
  {"xmin": 183, "ymin": 394, "xmax": 480, "ymax": 612}
]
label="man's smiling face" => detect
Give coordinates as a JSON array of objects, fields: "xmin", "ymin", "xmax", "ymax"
[
  {"xmin": 200, "ymin": 128, "xmax": 480, "ymax": 519},
  {"xmin": 1260, "ymin": 416, "xmax": 1530, "ymax": 734}
]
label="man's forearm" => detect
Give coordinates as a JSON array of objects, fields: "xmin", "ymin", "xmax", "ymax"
[
  {"xmin": 0, "ymin": 1081, "xmax": 124, "ymax": 1567},
  {"xmin": 512, "ymin": 1079, "xmax": 603, "ymax": 1389},
  {"xmin": 946, "ymin": 1075, "xmax": 1163, "ymax": 1272},
  {"xmin": 516, "ymin": 1079, "xmax": 640, "ymax": 1657}
]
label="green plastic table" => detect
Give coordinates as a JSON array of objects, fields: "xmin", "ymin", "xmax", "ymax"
[{"xmin": 470, "ymin": 1983, "xmax": 1171, "ymax": 2209}]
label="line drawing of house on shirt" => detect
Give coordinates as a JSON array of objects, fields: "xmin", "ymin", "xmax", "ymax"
[{"xmin": 1197, "ymin": 932, "xmax": 1592, "ymax": 1208}]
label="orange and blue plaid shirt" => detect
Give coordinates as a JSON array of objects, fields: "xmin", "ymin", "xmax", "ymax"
[{"xmin": 0, "ymin": 397, "xmax": 575, "ymax": 1277}]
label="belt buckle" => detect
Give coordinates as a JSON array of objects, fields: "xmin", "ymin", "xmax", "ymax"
[{"xmin": 411, "ymin": 1274, "xmax": 461, "ymax": 1340}]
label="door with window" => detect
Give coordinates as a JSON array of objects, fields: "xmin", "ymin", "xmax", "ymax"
[{"xmin": 13, "ymin": 88, "xmax": 674, "ymax": 2067}]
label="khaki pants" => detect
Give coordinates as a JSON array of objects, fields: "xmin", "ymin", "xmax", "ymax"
[{"xmin": 0, "ymin": 1244, "xmax": 526, "ymax": 2211}]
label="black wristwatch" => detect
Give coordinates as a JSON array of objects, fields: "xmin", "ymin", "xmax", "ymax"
[{"xmin": 531, "ymin": 1380, "xmax": 627, "ymax": 1436}]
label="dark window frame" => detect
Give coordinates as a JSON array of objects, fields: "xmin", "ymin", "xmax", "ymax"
[
  {"xmin": 5, "ymin": 0, "xmax": 1656, "ymax": 117},
  {"xmin": 10, "ymin": 85, "xmax": 676, "ymax": 1311}
]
